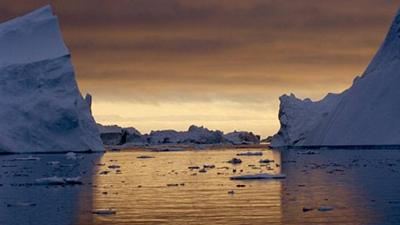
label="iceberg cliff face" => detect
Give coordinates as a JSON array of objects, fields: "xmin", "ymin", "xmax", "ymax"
[
  {"xmin": 270, "ymin": 93, "xmax": 342, "ymax": 147},
  {"xmin": 272, "ymin": 8, "xmax": 400, "ymax": 147},
  {"xmin": 0, "ymin": 6, "xmax": 104, "ymax": 153}
]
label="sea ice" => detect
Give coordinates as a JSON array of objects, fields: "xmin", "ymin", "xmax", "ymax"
[{"xmin": 230, "ymin": 173, "xmax": 286, "ymax": 180}]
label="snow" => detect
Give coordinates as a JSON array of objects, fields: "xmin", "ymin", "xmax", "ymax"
[
  {"xmin": 0, "ymin": 6, "xmax": 104, "ymax": 153},
  {"xmin": 271, "ymin": 8, "xmax": 400, "ymax": 147},
  {"xmin": 230, "ymin": 173, "xmax": 286, "ymax": 180}
]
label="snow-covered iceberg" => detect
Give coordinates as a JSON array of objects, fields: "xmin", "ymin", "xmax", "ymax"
[
  {"xmin": 0, "ymin": 6, "xmax": 104, "ymax": 153},
  {"xmin": 224, "ymin": 131, "xmax": 261, "ymax": 145},
  {"xmin": 97, "ymin": 124, "xmax": 261, "ymax": 147},
  {"xmin": 272, "ymin": 8, "xmax": 400, "ymax": 148},
  {"xmin": 98, "ymin": 124, "xmax": 145, "ymax": 146},
  {"xmin": 271, "ymin": 93, "xmax": 342, "ymax": 147},
  {"xmin": 149, "ymin": 125, "xmax": 225, "ymax": 145}
]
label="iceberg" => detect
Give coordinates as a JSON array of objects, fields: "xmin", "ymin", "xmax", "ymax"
[
  {"xmin": 230, "ymin": 173, "xmax": 286, "ymax": 180},
  {"xmin": 272, "ymin": 8, "xmax": 400, "ymax": 148},
  {"xmin": 97, "ymin": 124, "xmax": 261, "ymax": 147},
  {"xmin": 149, "ymin": 125, "xmax": 224, "ymax": 145},
  {"xmin": 0, "ymin": 6, "xmax": 104, "ymax": 153},
  {"xmin": 224, "ymin": 131, "xmax": 261, "ymax": 145}
]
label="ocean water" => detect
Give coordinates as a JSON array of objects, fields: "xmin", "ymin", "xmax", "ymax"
[{"xmin": 1, "ymin": 149, "xmax": 400, "ymax": 225}]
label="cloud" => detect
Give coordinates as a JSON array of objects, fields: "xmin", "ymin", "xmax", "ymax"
[{"xmin": 1, "ymin": 0, "xmax": 399, "ymax": 135}]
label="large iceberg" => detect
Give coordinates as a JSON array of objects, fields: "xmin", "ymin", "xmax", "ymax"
[
  {"xmin": 0, "ymin": 6, "xmax": 104, "ymax": 153},
  {"xmin": 272, "ymin": 8, "xmax": 400, "ymax": 148}
]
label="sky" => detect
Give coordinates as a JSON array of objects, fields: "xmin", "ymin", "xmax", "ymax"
[{"xmin": 1, "ymin": 0, "xmax": 399, "ymax": 137}]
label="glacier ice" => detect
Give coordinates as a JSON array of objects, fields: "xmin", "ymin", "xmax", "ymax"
[
  {"xmin": 97, "ymin": 124, "xmax": 261, "ymax": 147},
  {"xmin": 271, "ymin": 8, "xmax": 400, "ymax": 147},
  {"xmin": 0, "ymin": 6, "xmax": 104, "ymax": 153}
]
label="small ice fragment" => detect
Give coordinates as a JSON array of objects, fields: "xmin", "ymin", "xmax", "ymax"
[
  {"xmin": 227, "ymin": 158, "xmax": 242, "ymax": 164},
  {"xmin": 188, "ymin": 166, "xmax": 200, "ymax": 170},
  {"xmin": 13, "ymin": 156, "xmax": 40, "ymax": 161},
  {"xmin": 230, "ymin": 173, "xmax": 286, "ymax": 180},
  {"xmin": 47, "ymin": 161, "xmax": 60, "ymax": 166},
  {"xmin": 35, "ymin": 176, "xmax": 82, "ymax": 185},
  {"xmin": 108, "ymin": 165, "xmax": 120, "ymax": 169},
  {"xmin": 92, "ymin": 209, "xmax": 117, "ymax": 215},
  {"xmin": 65, "ymin": 152, "xmax": 77, "ymax": 160},
  {"xmin": 318, "ymin": 206, "xmax": 334, "ymax": 212},
  {"xmin": 199, "ymin": 168, "xmax": 207, "ymax": 173},
  {"xmin": 203, "ymin": 164, "xmax": 215, "ymax": 169},
  {"xmin": 298, "ymin": 150, "xmax": 319, "ymax": 155},
  {"xmin": 137, "ymin": 155, "xmax": 155, "ymax": 159},
  {"xmin": 302, "ymin": 207, "xmax": 313, "ymax": 212},
  {"xmin": 237, "ymin": 152, "xmax": 263, "ymax": 156},
  {"xmin": 259, "ymin": 159, "xmax": 274, "ymax": 164},
  {"xmin": 6, "ymin": 202, "xmax": 36, "ymax": 207},
  {"xmin": 64, "ymin": 177, "xmax": 83, "ymax": 185}
]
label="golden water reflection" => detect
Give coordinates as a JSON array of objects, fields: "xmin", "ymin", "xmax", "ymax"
[
  {"xmin": 79, "ymin": 149, "xmax": 400, "ymax": 225},
  {"xmin": 90, "ymin": 149, "xmax": 282, "ymax": 225}
]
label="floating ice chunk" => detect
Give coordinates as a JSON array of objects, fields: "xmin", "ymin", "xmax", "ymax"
[
  {"xmin": 298, "ymin": 150, "xmax": 319, "ymax": 155},
  {"xmin": 6, "ymin": 202, "xmax": 36, "ymax": 207},
  {"xmin": 230, "ymin": 173, "xmax": 286, "ymax": 180},
  {"xmin": 47, "ymin": 161, "xmax": 60, "ymax": 166},
  {"xmin": 65, "ymin": 152, "xmax": 77, "ymax": 160},
  {"xmin": 108, "ymin": 165, "xmax": 120, "ymax": 169},
  {"xmin": 13, "ymin": 156, "xmax": 40, "ymax": 161},
  {"xmin": 199, "ymin": 168, "xmax": 207, "ymax": 173},
  {"xmin": 227, "ymin": 158, "xmax": 242, "ymax": 164},
  {"xmin": 318, "ymin": 206, "xmax": 334, "ymax": 212},
  {"xmin": 188, "ymin": 166, "xmax": 200, "ymax": 170},
  {"xmin": 237, "ymin": 152, "xmax": 263, "ymax": 156},
  {"xmin": 203, "ymin": 164, "xmax": 215, "ymax": 169},
  {"xmin": 137, "ymin": 155, "xmax": 155, "ymax": 159},
  {"xmin": 302, "ymin": 207, "xmax": 314, "ymax": 212},
  {"xmin": 35, "ymin": 176, "xmax": 82, "ymax": 185},
  {"xmin": 92, "ymin": 209, "xmax": 117, "ymax": 215},
  {"xmin": 259, "ymin": 159, "xmax": 274, "ymax": 164}
]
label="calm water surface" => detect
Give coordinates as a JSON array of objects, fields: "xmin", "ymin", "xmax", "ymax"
[{"xmin": 1, "ymin": 149, "xmax": 400, "ymax": 225}]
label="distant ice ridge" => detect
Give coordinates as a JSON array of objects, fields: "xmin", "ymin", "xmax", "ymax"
[
  {"xmin": 97, "ymin": 124, "xmax": 261, "ymax": 147},
  {"xmin": 0, "ymin": 6, "xmax": 104, "ymax": 153},
  {"xmin": 271, "ymin": 8, "xmax": 400, "ymax": 147}
]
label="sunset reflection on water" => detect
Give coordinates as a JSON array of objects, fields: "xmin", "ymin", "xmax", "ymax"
[{"xmin": 77, "ymin": 149, "xmax": 400, "ymax": 225}]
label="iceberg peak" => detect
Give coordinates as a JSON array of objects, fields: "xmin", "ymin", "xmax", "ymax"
[
  {"xmin": 0, "ymin": 5, "xmax": 68, "ymax": 66},
  {"xmin": 0, "ymin": 6, "xmax": 104, "ymax": 153}
]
